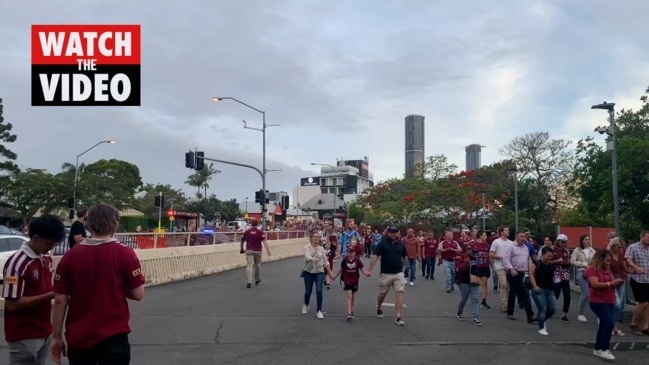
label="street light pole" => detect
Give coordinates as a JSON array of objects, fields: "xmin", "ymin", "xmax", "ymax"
[
  {"xmin": 212, "ymin": 97, "xmax": 280, "ymax": 232},
  {"xmin": 73, "ymin": 140, "xmax": 115, "ymax": 212},
  {"xmin": 592, "ymin": 102, "xmax": 620, "ymax": 235}
]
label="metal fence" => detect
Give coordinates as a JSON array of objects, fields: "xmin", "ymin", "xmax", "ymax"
[
  {"xmin": 53, "ymin": 230, "xmax": 307, "ymax": 256},
  {"xmin": 567, "ymin": 248, "xmax": 636, "ymax": 306}
]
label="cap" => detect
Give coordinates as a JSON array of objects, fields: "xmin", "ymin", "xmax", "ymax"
[
  {"xmin": 556, "ymin": 234, "xmax": 568, "ymax": 241},
  {"xmin": 387, "ymin": 226, "xmax": 399, "ymax": 233}
]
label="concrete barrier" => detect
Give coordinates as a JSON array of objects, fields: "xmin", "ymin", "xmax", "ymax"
[{"xmin": 0, "ymin": 237, "xmax": 307, "ymax": 310}]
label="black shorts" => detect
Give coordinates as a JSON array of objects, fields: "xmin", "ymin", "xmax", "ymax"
[
  {"xmin": 343, "ymin": 284, "xmax": 358, "ymax": 293},
  {"xmin": 630, "ymin": 279, "xmax": 649, "ymax": 303},
  {"xmin": 476, "ymin": 267, "xmax": 491, "ymax": 279}
]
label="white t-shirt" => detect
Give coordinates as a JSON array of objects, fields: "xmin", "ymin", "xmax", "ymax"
[{"xmin": 490, "ymin": 238, "xmax": 513, "ymax": 270}]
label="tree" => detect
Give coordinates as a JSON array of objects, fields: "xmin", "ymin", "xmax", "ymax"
[
  {"xmin": 347, "ymin": 201, "xmax": 366, "ymax": 224},
  {"xmin": 500, "ymin": 131, "xmax": 574, "ymax": 231},
  {"xmin": 185, "ymin": 163, "xmax": 220, "ymax": 199},
  {"xmin": 186, "ymin": 195, "xmax": 241, "ymax": 224},
  {"xmin": 132, "ymin": 184, "xmax": 187, "ymax": 220},
  {"xmin": 570, "ymin": 86, "xmax": 649, "ymax": 238},
  {"xmin": 423, "ymin": 155, "xmax": 457, "ymax": 181},
  {"xmin": 78, "ymin": 159, "xmax": 143, "ymax": 208},
  {"xmin": 0, "ymin": 98, "xmax": 19, "ymax": 194},
  {"xmin": 5, "ymin": 169, "xmax": 60, "ymax": 225}
]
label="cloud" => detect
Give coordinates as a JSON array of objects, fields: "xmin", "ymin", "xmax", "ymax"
[{"xmin": 0, "ymin": 0, "xmax": 648, "ymax": 205}]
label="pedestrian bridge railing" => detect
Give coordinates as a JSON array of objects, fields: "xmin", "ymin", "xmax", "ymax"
[{"xmin": 53, "ymin": 230, "xmax": 307, "ymax": 255}]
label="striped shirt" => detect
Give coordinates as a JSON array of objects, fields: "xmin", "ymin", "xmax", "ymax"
[{"xmin": 2, "ymin": 243, "xmax": 52, "ymax": 299}]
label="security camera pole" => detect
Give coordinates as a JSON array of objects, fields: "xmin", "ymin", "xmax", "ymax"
[{"xmin": 591, "ymin": 101, "xmax": 620, "ymax": 236}]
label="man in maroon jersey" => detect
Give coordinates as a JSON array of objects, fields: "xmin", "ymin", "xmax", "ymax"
[
  {"xmin": 2, "ymin": 215, "xmax": 65, "ymax": 365},
  {"xmin": 50, "ymin": 204, "xmax": 145, "ymax": 365},
  {"xmin": 240, "ymin": 220, "xmax": 272, "ymax": 288}
]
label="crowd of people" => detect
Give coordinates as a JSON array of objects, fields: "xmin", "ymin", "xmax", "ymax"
[
  {"xmin": 3, "ymin": 210, "xmax": 649, "ymax": 364},
  {"xmin": 295, "ymin": 221, "xmax": 649, "ymax": 363}
]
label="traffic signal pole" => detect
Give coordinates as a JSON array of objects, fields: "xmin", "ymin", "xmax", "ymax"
[{"xmin": 197, "ymin": 155, "xmax": 266, "ymax": 230}]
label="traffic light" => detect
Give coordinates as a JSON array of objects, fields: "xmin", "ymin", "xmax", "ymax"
[
  {"xmin": 185, "ymin": 151, "xmax": 195, "ymax": 169},
  {"xmin": 281, "ymin": 195, "xmax": 289, "ymax": 211},
  {"xmin": 254, "ymin": 190, "xmax": 263, "ymax": 204},
  {"xmin": 195, "ymin": 151, "xmax": 205, "ymax": 171},
  {"xmin": 68, "ymin": 209, "xmax": 75, "ymax": 220},
  {"xmin": 67, "ymin": 196, "xmax": 74, "ymax": 209},
  {"xmin": 154, "ymin": 194, "xmax": 164, "ymax": 208}
]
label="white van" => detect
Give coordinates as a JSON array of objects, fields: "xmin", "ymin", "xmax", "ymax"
[{"xmin": 227, "ymin": 220, "xmax": 248, "ymax": 232}]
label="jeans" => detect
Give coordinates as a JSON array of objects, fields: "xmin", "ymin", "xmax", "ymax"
[
  {"xmin": 531, "ymin": 288, "xmax": 556, "ymax": 330},
  {"xmin": 506, "ymin": 271, "xmax": 534, "ymax": 319},
  {"xmin": 442, "ymin": 260, "xmax": 455, "ymax": 290},
  {"xmin": 493, "ymin": 270, "xmax": 499, "ymax": 287},
  {"xmin": 589, "ymin": 302, "xmax": 615, "ymax": 351},
  {"xmin": 612, "ymin": 283, "xmax": 626, "ymax": 323},
  {"xmin": 553, "ymin": 280, "xmax": 571, "ymax": 314},
  {"xmin": 303, "ymin": 272, "xmax": 325, "ymax": 311},
  {"xmin": 458, "ymin": 283, "xmax": 480, "ymax": 320},
  {"xmin": 576, "ymin": 271, "xmax": 589, "ymax": 313},
  {"xmin": 404, "ymin": 258, "xmax": 417, "ymax": 282},
  {"xmin": 424, "ymin": 257, "xmax": 436, "ymax": 278}
]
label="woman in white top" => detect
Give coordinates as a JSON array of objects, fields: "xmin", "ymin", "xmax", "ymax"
[
  {"xmin": 570, "ymin": 234, "xmax": 596, "ymax": 323},
  {"xmin": 302, "ymin": 231, "xmax": 333, "ymax": 319}
]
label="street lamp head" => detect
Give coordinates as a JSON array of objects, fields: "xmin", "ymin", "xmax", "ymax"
[
  {"xmin": 595, "ymin": 126, "xmax": 610, "ymax": 135},
  {"xmin": 310, "ymin": 162, "xmax": 317, "ymax": 166},
  {"xmin": 107, "ymin": 140, "xmax": 116, "ymax": 144},
  {"xmin": 591, "ymin": 102, "xmax": 615, "ymax": 111},
  {"xmin": 212, "ymin": 97, "xmax": 223, "ymax": 102}
]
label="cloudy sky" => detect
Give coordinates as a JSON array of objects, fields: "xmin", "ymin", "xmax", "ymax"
[{"xmin": 1, "ymin": 0, "xmax": 647, "ymax": 204}]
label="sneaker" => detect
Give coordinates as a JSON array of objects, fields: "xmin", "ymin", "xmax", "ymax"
[
  {"xmin": 316, "ymin": 311, "xmax": 324, "ymax": 319},
  {"xmin": 457, "ymin": 314, "xmax": 466, "ymax": 321},
  {"xmin": 301, "ymin": 305, "xmax": 308, "ymax": 314},
  {"xmin": 394, "ymin": 317, "xmax": 405, "ymax": 326},
  {"xmin": 593, "ymin": 349, "xmax": 602, "ymax": 357},
  {"xmin": 246, "ymin": 283, "xmax": 252, "ymax": 288},
  {"xmin": 480, "ymin": 302, "xmax": 491, "ymax": 309},
  {"xmin": 493, "ymin": 285, "xmax": 498, "ymax": 291},
  {"xmin": 472, "ymin": 319, "xmax": 482, "ymax": 326},
  {"xmin": 376, "ymin": 308, "xmax": 384, "ymax": 318},
  {"xmin": 600, "ymin": 350, "xmax": 615, "ymax": 361},
  {"xmin": 577, "ymin": 315, "xmax": 588, "ymax": 323},
  {"xmin": 561, "ymin": 316, "xmax": 570, "ymax": 323},
  {"xmin": 347, "ymin": 314, "xmax": 352, "ymax": 321},
  {"xmin": 446, "ymin": 289, "xmax": 452, "ymax": 293},
  {"xmin": 351, "ymin": 311, "xmax": 355, "ymax": 318},
  {"xmin": 538, "ymin": 327, "xmax": 548, "ymax": 336},
  {"xmin": 409, "ymin": 281, "xmax": 414, "ymax": 286}
]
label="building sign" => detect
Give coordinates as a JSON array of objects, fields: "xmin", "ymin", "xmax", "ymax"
[{"xmin": 301, "ymin": 176, "xmax": 320, "ymax": 186}]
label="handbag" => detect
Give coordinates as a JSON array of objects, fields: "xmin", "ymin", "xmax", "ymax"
[{"xmin": 300, "ymin": 246, "xmax": 319, "ymax": 278}]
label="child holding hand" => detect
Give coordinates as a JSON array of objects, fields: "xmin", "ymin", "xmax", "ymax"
[{"xmin": 329, "ymin": 248, "xmax": 370, "ymax": 320}]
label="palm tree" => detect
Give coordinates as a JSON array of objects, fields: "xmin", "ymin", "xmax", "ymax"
[
  {"xmin": 185, "ymin": 173, "xmax": 205, "ymax": 199},
  {"xmin": 185, "ymin": 163, "xmax": 220, "ymax": 199}
]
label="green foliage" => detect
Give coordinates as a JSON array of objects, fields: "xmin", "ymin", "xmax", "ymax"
[
  {"xmin": 185, "ymin": 195, "xmax": 241, "ymax": 223},
  {"xmin": 119, "ymin": 215, "xmax": 163, "ymax": 232},
  {"xmin": 132, "ymin": 183, "xmax": 187, "ymax": 220},
  {"xmin": 347, "ymin": 201, "xmax": 365, "ymax": 223},
  {"xmin": 78, "ymin": 159, "xmax": 143, "ymax": 207},
  {"xmin": 0, "ymin": 98, "xmax": 19, "ymax": 194},
  {"xmin": 5, "ymin": 169, "xmax": 62, "ymax": 225},
  {"xmin": 570, "ymin": 85, "xmax": 649, "ymax": 240}
]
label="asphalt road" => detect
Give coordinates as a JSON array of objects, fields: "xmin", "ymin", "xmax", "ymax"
[{"xmin": 1, "ymin": 256, "xmax": 648, "ymax": 364}]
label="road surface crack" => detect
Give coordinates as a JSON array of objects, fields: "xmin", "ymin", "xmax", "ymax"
[{"xmin": 214, "ymin": 321, "xmax": 223, "ymax": 344}]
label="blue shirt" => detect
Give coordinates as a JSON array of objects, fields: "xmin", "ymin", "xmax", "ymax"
[
  {"xmin": 372, "ymin": 233, "xmax": 382, "ymax": 246},
  {"xmin": 340, "ymin": 230, "xmax": 361, "ymax": 255}
]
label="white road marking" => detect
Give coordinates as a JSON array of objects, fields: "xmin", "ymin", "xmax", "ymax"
[{"xmin": 382, "ymin": 303, "xmax": 407, "ymax": 308}]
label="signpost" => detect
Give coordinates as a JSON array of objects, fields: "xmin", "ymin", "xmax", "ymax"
[{"xmin": 167, "ymin": 209, "xmax": 176, "ymax": 231}]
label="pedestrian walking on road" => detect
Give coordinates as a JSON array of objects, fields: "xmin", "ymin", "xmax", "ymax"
[
  {"xmin": 570, "ymin": 234, "xmax": 596, "ymax": 323},
  {"xmin": 240, "ymin": 220, "xmax": 272, "ymax": 288},
  {"xmin": 367, "ymin": 226, "xmax": 407, "ymax": 326},
  {"xmin": 329, "ymin": 248, "xmax": 370, "ymax": 321},
  {"xmin": 50, "ymin": 204, "xmax": 145, "ymax": 365},
  {"xmin": 301, "ymin": 232, "xmax": 333, "ymax": 319},
  {"xmin": 455, "ymin": 249, "xmax": 482, "ymax": 326},
  {"xmin": 2, "ymin": 215, "xmax": 65, "ymax": 365},
  {"xmin": 585, "ymin": 250, "xmax": 625, "ymax": 361},
  {"xmin": 529, "ymin": 247, "xmax": 557, "ymax": 336}
]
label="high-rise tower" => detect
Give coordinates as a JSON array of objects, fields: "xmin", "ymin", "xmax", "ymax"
[
  {"xmin": 405, "ymin": 115, "xmax": 425, "ymax": 178},
  {"xmin": 465, "ymin": 144, "xmax": 482, "ymax": 171}
]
